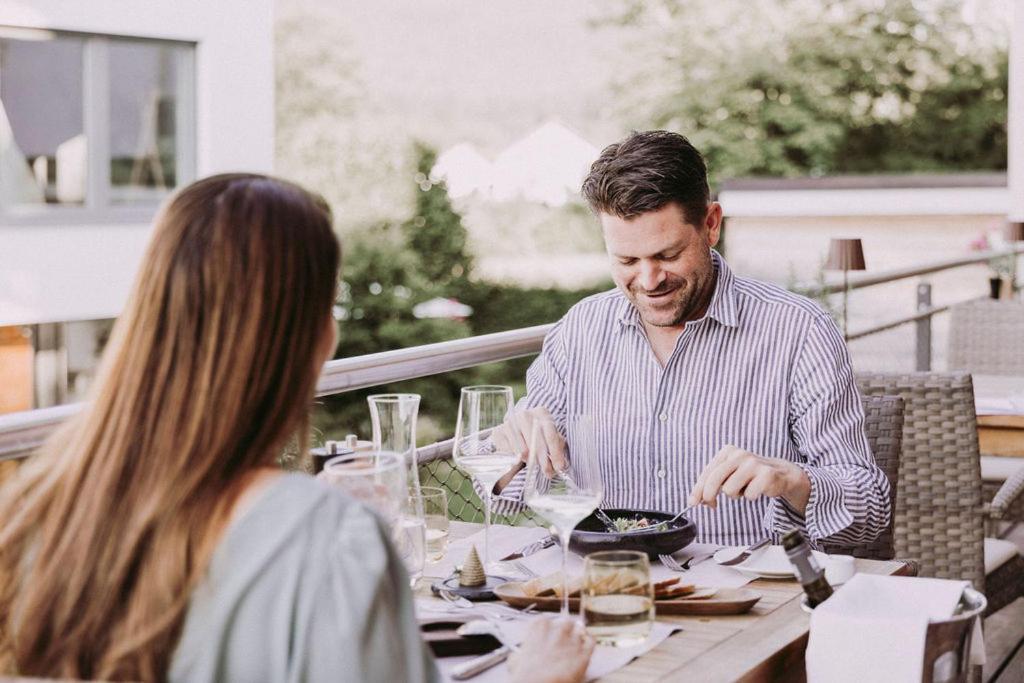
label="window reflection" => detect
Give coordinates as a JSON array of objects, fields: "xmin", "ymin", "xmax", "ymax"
[
  {"xmin": 109, "ymin": 40, "xmax": 184, "ymax": 204},
  {"xmin": 0, "ymin": 34, "xmax": 85, "ymax": 206}
]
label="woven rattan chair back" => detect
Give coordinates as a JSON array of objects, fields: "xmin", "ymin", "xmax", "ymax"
[
  {"xmin": 948, "ymin": 299, "xmax": 1024, "ymax": 376},
  {"xmin": 821, "ymin": 394, "xmax": 903, "ymax": 560},
  {"xmin": 855, "ymin": 372, "xmax": 985, "ymax": 590}
]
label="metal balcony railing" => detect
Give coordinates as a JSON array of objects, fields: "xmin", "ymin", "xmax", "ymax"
[{"xmin": 1, "ymin": 247, "xmax": 1022, "ymax": 462}]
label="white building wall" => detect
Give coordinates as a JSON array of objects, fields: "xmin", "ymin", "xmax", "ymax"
[{"xmin": 0, "ymin": 0, "xmax": 274, "ymax": 325}]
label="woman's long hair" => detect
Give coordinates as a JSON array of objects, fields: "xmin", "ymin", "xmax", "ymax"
[{"xmin": 0, "ymin": 174, "xmax": 340, "ymax": 680}]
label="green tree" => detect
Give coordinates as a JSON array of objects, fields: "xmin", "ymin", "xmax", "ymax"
[
  {"xmin": 402, "ymin": 143, "xmax": 475, "ymax": 291},
  {"xmin": 603, "ymin": 0, "xmax": 1008, "ymax": 180}
]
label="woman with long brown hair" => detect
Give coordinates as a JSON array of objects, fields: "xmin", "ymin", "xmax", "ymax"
[{"xmin": 0, "ymin": 174, "xmax": 592, "ymax": 682}]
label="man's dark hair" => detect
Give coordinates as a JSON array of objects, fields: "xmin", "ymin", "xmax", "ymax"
[{"xmin": 581, "ymin": 130, "xmax": 710, "ymax": 226}]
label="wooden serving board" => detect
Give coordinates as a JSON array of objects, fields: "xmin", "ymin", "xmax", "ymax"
[{"xmin": 494, "ymin": 582, "xmax": 760, "ymax": 616}]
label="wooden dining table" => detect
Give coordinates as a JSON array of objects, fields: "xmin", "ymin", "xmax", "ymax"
[
  {"xmin": 973, "ymin": 374, "xmax": 1024, "ymax": 457},
  {"xmin": 432, "ymin": 522, "xmax": 909, "ymax": 682}
]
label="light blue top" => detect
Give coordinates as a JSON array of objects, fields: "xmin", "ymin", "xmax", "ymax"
[{"xmin": 170, "ymin": 473, "xmax": 438, "ymax": 683}]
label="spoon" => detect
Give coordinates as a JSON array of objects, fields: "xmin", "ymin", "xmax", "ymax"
[{"xmin": 594, "ymin": 508, "xmax": 618, "ymax": 532}]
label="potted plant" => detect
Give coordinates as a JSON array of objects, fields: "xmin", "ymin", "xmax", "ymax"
[{"xmin": 970, "ymin": 232, "xmax": 1014, "ymax": 299}]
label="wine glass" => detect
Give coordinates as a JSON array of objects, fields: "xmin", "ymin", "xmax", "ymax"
[
  {"xmin": 523, "ymin": 414, "xmax": 604, "ymax": 615},
  {"xmin": 452, "ymin": 385, "xmax": 516, "ymax": 573}
]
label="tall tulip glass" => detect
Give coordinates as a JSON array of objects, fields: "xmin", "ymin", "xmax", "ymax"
[
  {"xmin": 523, "ymin": 414, "xmax": 604, "ymax": 615},
  {"xmin": 452, "ymin": 385, "xmax": 516, "ymax": 573}
]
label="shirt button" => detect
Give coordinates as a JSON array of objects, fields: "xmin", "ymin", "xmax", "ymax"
[
  {"xmin": 657, "ymin": 468, "xmax": 666, "ymax": 479},
  {"xmin": 658, "ymin": 412, "xmax": 668, "ymax": 422}
]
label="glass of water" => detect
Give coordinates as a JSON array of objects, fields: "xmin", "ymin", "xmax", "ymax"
[
  {"xmin": 581, "ymin": 550, "xmax": 654, "ymax": 647},
  {"xmin": 397, "ymin": 492, "xmax": 427, "ymax": 588},
  {"xmin": 419, "ymin": 486, "xmax": 450, "ymax": 563}
]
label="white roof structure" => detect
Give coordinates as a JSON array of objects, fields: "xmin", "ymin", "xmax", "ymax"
[
  {"xmin": 412, "ymin": 297, "xmax": 473, "ymax": 320},
  {"xmin": 434, "ymin": 120, "xmax": 599, "ymax": 207},
  {"xmin": 431, "ymin": 143, "xmax": 493, "ymax": 199},
  {"xmin": 490, "ymin": 120, "xmax": 599, "ymax": 206}
]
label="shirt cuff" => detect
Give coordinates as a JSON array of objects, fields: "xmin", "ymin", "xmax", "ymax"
[{"xmin": 763, "ymin": 465, "xmax": 854, "ymax": 543}]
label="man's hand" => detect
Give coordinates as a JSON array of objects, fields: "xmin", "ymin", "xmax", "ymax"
[
  {"xmin": 688, "ymin": 445, "xmax": 811, "ymax": 514},
  {"xmin": 491, "ymin": 407, "xmax": 567, "ymax": 492}
]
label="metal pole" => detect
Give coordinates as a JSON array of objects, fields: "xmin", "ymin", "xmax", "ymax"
[
  {"xmin": 915, "ymin": 283, "xmax": 932, "ymax": 371},
  {"xmin": 842, "ymin": 269, "xmax": 849, "ymax": 339}
]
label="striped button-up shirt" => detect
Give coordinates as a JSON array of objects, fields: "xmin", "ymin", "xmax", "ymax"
[{"xmin": 490, "ymin": 251, "xmax": 890, "ymax": 547}]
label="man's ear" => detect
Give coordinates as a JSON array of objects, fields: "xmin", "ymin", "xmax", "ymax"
[{"xmin": 704, "ymin": 202, "xmax": 723, "ymax": 249}]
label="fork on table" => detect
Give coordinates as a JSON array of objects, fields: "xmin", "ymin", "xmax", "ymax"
[{"xmin": 659, "ymin": 552, "xmax": 716, "ymax": 572}]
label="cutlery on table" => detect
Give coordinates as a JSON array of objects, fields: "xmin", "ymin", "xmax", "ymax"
[
  {"xmin": 499, "ymin": 534, "xmax": 556, "ymax": 561},
  {"xmin": 716, "ymin": 537, "xmax": 772, "ymax": 566},
  {"xmin": 451, "ymin": 619, "xmax": 524, "ymax": 680},
  {"xmin": 659, "ymin": 551, "xmax": 716, "ymax": 572}
]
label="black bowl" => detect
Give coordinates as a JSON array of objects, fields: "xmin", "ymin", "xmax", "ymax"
[{"xmin": 569, "ymin": 508, "xmax": 697, "ymax": 559}]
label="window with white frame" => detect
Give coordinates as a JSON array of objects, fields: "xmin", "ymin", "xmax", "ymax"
[{"xmin": 0, "ymin": 26, "xmax": 195, "ymax": 220}]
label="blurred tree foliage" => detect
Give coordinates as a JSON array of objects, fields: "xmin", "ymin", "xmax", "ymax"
[
  {"xmin": 315, "ymin": 145, "xmax": 607, "ymax": 444},
  {"xmin": 602, "ymin": 0, "xmax": 1008, "ymax": 181}
]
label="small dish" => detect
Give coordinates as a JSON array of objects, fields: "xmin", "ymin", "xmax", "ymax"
[{"xmin": 714, "ymin": 545, "xmax": 830, "ymax": 579}]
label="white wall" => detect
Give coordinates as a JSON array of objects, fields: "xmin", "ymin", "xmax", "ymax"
[{"xmin": 0, "ymin": 0, "xmax": 274, "ymax": 325}]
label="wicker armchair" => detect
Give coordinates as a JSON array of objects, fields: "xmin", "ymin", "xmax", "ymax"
[
  {"xmin": 948, "ymin": 299, "xmax": 1024, "ymax": 376},
  {"xmin": 821, "ymin": 394, "xmax": 903, "ymax": 560},
  {"xmin": 947, "ymin": 299, "xmax": 1024, "ymax": 538},
  {"xmin": 856, "ymin": 371, "xmax": 1024, "ymax": 616}
]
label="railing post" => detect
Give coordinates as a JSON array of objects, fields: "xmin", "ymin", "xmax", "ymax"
[{"xmin": 915, "ymin": 283, "xmax": 932, "ymax": 371}]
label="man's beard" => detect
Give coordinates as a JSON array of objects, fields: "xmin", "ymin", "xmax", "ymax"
[{"xmin": 628, "ymin": 258, "xmax": 715, "ymax": 328}]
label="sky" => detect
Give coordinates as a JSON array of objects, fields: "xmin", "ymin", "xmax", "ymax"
[{"xmin": 281, "ymin": 0, "xmax": 629, "ymax": 154}]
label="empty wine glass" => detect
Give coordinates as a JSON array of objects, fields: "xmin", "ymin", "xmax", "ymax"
[
  {"xmin": 523, "ymin": 414, "xmax": 604, "ymax": 615},
  {"xmin": 452, "ymin": 385, "xmax": 516, "ymax": 573}
]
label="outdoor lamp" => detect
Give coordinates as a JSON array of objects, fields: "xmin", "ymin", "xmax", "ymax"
[{"xmin": 824, "ymin": 238, "xmax": 866, "ymax": 339}]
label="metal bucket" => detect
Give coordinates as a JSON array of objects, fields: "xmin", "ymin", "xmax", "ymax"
[{"xmin": 924, "ymin": 587, "xmax": 987, "ymax": 683}]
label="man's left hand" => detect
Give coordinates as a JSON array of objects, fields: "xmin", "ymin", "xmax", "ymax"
[{"xmin": 688, "ymin": 445, "xmax": 811, "ymax": 514}]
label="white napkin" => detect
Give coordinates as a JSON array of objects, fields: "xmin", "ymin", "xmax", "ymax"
[
  {"xmin": 436, "ymin": 618, "xmax": 679, "ymax": 682},
  {"xmin": 806, "ymin": 574, "xmax": 985, "ymax": 683}
]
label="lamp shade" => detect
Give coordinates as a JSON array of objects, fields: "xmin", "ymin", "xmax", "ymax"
[
  {"xmin": 1006, "ymin": 220, "xmax": 1024, "ymax": 242},
  {"xmin": 824, "ymin": 238, "xmax": 866, "ymax": 271}
]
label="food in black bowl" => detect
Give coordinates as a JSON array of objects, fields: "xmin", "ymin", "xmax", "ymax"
[{"xmin": 569, "ymin": 508, "xmax": 697, "ymax": 559}]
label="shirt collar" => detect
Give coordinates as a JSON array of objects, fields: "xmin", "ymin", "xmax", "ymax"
[{"xmin": 615, "ymin": 249, "xmax": 740, "ymax": 330}]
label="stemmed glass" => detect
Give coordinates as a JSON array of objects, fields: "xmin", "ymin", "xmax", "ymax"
[
  {"xmin": 452, "ymin": 385, "xmax": 517, "ymax": 573},
  {"xmin": 523, "ymin": 414, "xmax": 604, "ymax": 615}
]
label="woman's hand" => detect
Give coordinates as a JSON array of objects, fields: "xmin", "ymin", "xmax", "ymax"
[{"xmin": 507, "ymin": 617, "xmax": 595, "ymax": 683}]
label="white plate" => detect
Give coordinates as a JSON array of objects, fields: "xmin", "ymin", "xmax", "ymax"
[{"xmin": 714, "ymin": 545, "xmax": 831, "ymax": 580}]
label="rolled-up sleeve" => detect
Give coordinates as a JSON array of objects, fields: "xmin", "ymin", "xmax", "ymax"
[{"xmin": 764, "ymin": 314, "xmax": 891, "ymax": 544}]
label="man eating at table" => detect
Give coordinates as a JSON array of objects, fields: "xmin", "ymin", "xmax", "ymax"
[{"xmin": 485, "ymin": 130, "xmax": 890, "ymax": 548}]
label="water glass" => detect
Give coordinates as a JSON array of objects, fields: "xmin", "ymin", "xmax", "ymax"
[
  {"xmin": 395, "ymin": 501, "xmax": 426, "ymax": 588},
  {"xmin": 321, "ymin": 451, "xmax": 406, "ymax": 524},
  {"xmin": 368, "ymin": 393, "xmax": 421, "ymax": 493},
  {"xmin": 419, "ymin": 486, "xmax": 450, "ymax": 563},
  {"xmin": 581, "ymin": 550, "xmax": 654, "ymax": 648}
]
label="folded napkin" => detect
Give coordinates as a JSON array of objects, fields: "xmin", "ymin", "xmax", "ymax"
[{"xmin": 806, "ymin": 574, "xmax": 985, "ymax": 682}]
